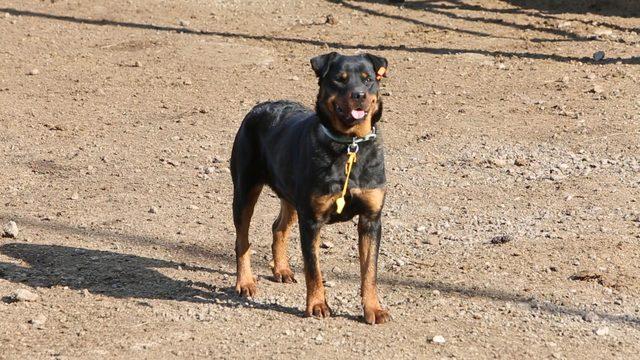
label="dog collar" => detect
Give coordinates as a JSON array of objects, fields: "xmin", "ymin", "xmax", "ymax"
[{"xmin": 320, "ymin": 124, "xmax": 377, "ymax": 145}]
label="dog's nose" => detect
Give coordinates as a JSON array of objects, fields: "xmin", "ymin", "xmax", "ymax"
[{"xmin": 351, "ymin": 91, "xmax": 366, "ymax": 100}]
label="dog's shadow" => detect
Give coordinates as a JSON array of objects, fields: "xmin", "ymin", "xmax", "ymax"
[{"xmin": 0, "ymin": 243, "xmax": 305, "ymax": 317}]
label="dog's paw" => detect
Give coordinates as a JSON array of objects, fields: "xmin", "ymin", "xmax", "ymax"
[
  {"xmin": 364, "ymin": 307, "xmax": 391, "ymax": 325},
  {"xmin": 272, "ymin": 267, "xmax": 296, "ymax": 284},
  {"xmin": 305, "ymin": 301, "xmax": 331, "ymax": 319},
  {"xmin": 235, "ymin": 279, "xmax": 257, "ymax": 297}
]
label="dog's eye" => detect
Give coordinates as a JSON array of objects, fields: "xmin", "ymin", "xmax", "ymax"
[
  {"xmin": 361, "ymin": 73, "xmax": 372, "ymax": 84},
  {"xmin": 335, "ymin": 73, "xmax": 348, "ymax": 83}
]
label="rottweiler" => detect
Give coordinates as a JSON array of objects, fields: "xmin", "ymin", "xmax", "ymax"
[{"xmin": 230, "ymin": 52, "xmax": 390, "ymax": 324}]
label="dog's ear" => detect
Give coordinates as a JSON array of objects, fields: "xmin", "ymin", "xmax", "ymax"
[
  {"xmin": 310, "ymin": 52, "xmax": 339, "ymax": 79},
  {"xmin": 365, "ymin": 53, "xmax": 389, "ymax": 80}
]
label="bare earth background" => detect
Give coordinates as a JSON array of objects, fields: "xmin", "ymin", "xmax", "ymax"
[{"xmin": 1, "ymin": 0, "xmax": 640, "ymax": 359}]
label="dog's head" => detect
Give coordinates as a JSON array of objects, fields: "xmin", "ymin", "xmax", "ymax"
[{"xmin": 311, "ymin": 52, "xmax": 388, "ymax": 137}]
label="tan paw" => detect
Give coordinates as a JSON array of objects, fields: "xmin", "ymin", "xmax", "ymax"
[
  {"xmin": 272, "ymin": 267, "xmax": 296, "ymax": 284},
  {"xmin": 364, "ymin": 307, "xmax": 391, "ymax": 325},
  {"xmin": 305, "ymin": 301, "xmax": 331, "ymax": 319},
  {"xmin": 235, "ymin": 278, "xmax": 257, "ymax": 297}
]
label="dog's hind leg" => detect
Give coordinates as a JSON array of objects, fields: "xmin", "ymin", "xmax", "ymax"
[{"xmin": 271, "ymin": 199, "xmax": 297, "ymax": 283}]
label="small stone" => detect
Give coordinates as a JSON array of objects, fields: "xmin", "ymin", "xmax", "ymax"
[
  {"xmin": 179, "ymin": 19, "xmax": 190, "ymax": 27},
  {"xmin": 187, "ymin": 204, "xmax": 199, "ymax": 210},
  {"xmin": 70, "ymin": 192, "xmax": 79, "ymax": 200},
  {"xmin": 591, "ymin": 85, "xmax": 604, "ymax": 94},
  {"xmin": 13, "ymin": 289, "xmax": 39, "ymax": 302},
  {"xmin": 324, "ymin": 281, "xmax": 336, "ymax": 288},
  {"xmin": 314, "ymin": 334, "xmax": 324, "ymax": 344},
  {"xmin": 432, "ymin": 290, "xmax": 441, "ymax": 296},
  {"xmin": 490, "ymin": 235, "xmax": 513, "ymax": 244},
  {"xmin": 134, "ymin": 61, "xmax": 143, "ymax": 67},
  {"xmin": 289, "ymin": 76, "xmax": 300, "ymax": 81},
  {"xmin": 583, "ymin": 311, "xmax": 599, "ymax": 322},
  {"xmin": 432, "ymin": 335, "xmax": 446, "ymax": 344},
  {"xmin": 595, "ymin": 327, "xmax": 609, "ymax": 336},
  {"xmin": 204, "ymin": 167, "xmax": 216, "ymax": 175},
  {"xmin": 415, "ymin": 226, "xmax": 427, "ymax": 233},
  {"xmin": 320, "ymin": 241, "xmax": 334, "ymax": 249},
  {"xmin": 325, "ymin": 14, "xmax": 337, "ymax": 25},
  {"xmin": 514, "ymin": 157, "xmax": 528, "ymax": 167},
  {"xmin": 2, "ymin": 221, "xmax": 19, "ymax": 238},
  {"xmin": 424, "ymin": 236, "xmax": 440, "ymax": 246},
  {"xmin": 394, "ymin": 258, "xmax": 406, "ymax": 267},
  {"xmin": 593, "ymin": 51, "xmax": 605, "ymax": 61},
  {"xmin": 594, "ymin": 29, "xmax": 613, "ymax": 37},
  {"xmin": 29, "ymin": 314, "xmax": 47, "ymax": 328},
  {"xmin": 27, "ymin": 68, "xmax": 39, "ymax": 76},
  {"xmin": 491, "ymin": 158, "xmax": 508, "ymax": 168},
  {"xmin": 148, "ymin": 206, "xmax": 158, "ymax": 214}
]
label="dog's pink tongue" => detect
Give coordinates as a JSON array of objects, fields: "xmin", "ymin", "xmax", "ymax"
[{"xmin": 351, "ymin": 109, "xmax": 366, "ymax": 120}]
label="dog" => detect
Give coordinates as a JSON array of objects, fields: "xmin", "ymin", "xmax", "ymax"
[{"xmin": 230, "ymin": 52, "xmax": 390, "ymax": 324}]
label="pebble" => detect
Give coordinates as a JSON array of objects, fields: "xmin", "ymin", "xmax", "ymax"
[
  {"xmin": 432, "ymin": 335, "xmax": 446, "ymax": 344},
  {"xmin": 324, "ymin": 281, "xmax": 336, "ymax": 288},
  {"xmin": 594, "ymin": 29, "xmax": 613, "ymax": 37},
  {"xmin": 29, "ymin": 314, "xmax": 47, "ymax": 328},
  {"xmin": 593, "ymin": 51, "xmax": 605, "ymax": 61},
  {"xmin": 490, "ymin": 235, "xmax": 513, "ymax": 244},
  {"xmin": 514, "ymin": 157, "xmax": 528, "ymax": 167},
  {"xmin": 591, "ymin": 85, "xmax": 604, "ymax": 94},
  {"xmin": 204, "ymin": 167, "xmax": 216, "ymax": 174},
  {"xmin": 583, "ymin": 312, "xmax": 599, "ymax": 322},
  {"xmin": 13, "ymin": 289, "xmax": 39, "ymax": 302},
  {"xmin": 424, "ymin": 236, "xmax": 440, "ymax": 246},
  {"xmin": 415, "ymin": 226, "xmax": 427, "ymax": 233},
  {"xmin": 70, "ymin": 192, "xmax": 79, "ymax": 200},
  {"xmin": 320, "ymin": 241, "xmax": 334, "ymax": 249},
  {"xmin": 325, "ymin": 14, "xmax": 337, "ymax": 25},
  {"xmin": 491, "ymin": 158, "xmax": 508, "ymax": 168},
  {"xmin": 2, "ymin": 221, "xmax": 19, "ymax": 238},
  {"xmin": 595, "ymin": 327, "xmax": 609, "ymax": 336},
  {"xmin": 148, "ymin": 206, "xmax": 158, "ymax": 214},
  {"xmin": 27, "ymin": 68, "xmax": 39, "ymax": 76},
  {"xmin": 187, "ymin": 204, "xmax": 199, "ymax": 210},
  {"xmin": 134, "ymin": 61, "xmax": 143, "ymax": 67},
  {"xmin": 179, "ymin": 19, "xmax": 190, "ymax": 27}
]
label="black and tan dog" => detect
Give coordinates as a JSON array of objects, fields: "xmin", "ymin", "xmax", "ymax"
[{"xmin": 230, "ymin": 52, "xmax": 390, "ymax": 324}]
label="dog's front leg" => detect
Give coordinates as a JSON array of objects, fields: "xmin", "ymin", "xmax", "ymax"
[
  {"xmin": 299, "ymin": 217, "xmax": 331, "ymax": 318},
  {"xmin": 358, "ymin": 213, "xmax": 391, "ymax": 324}
]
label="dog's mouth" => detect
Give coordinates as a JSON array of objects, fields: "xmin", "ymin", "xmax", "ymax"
[{"xmin": 335, "ymin": 104, "xmax": 368, "ymax": 125}]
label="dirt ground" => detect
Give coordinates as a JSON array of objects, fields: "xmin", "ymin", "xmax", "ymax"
[{"xmin": 1, "ymin": 0, "xmax": 639, "ymax": 358}]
